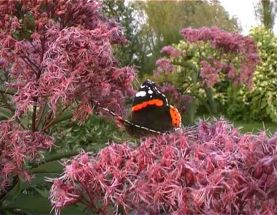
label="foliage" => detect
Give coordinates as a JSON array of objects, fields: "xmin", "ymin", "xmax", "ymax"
[
  {"xmin": 0, "ymin": 0, "xmax": 134, "ymax": 213},
  {"xmin": 52, "ymin": 115, "xmax": 130, "ymax": 152},
  {"xmin": 226, "ymin": 27, "xmax": 277, "ymax": 122},
  {"xmin": 151, "ymin": 27, "xmax": 259, "ymax": 123},
  {"xmin": 49, "ymin": 120, "xmax": 277, "ymax": 214},
  {"xmin": 102, "ymin": 0, "xmax": 142, "ymax": 67},
  {"xmin": 113, "ymin": 0, "xmax": 240, "ymax": 74}
]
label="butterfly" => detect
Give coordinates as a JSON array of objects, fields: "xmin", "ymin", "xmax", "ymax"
[
  {"xmin": 93, "ymin": 79, "xmax": 182, "ymax": 136},
  {"xmin": 126, "ymin": 79, "xmax": 181, "ymax": 135}
]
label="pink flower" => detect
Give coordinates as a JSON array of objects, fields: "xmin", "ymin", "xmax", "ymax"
[
  {"xmin": 49, "ymin": 119, "xmax": 277, "ymax": 214},
  {"xmin": 0, "ymin": 0, "xmax": 135, "ymax": 118},
  {"xmin": 181, "ymin": 27, "xmax": 260, "ymax": 87},
  {"xmin": 0, "ymin": 121, "xmax": 54, "ymax": 191},
  {"xmin": 49, "ymin": 179, "xmax": 80, "ymax": 210},
  {"xmin": 161, "ymin": 46, "xmax": 182, "ymax": 57},
  {"xmin": 200, "ymin": 60, "xmax": 219, "ymax": 87},
  {"xmin": 155, "ymin": 58, "xmax": 174, "ymax": 74}
]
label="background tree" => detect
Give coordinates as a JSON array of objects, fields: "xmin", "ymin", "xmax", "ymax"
[
  {"xmin": 255, "ymin": 0, "xmax": 277, "ymax": 30},
  {"xmin": 102, "ymin": 0, "xmax": 142, "ymax": 67},
  {"xmin": 137, "ymin": 0, "xmax": 240, "ymax": 74}
]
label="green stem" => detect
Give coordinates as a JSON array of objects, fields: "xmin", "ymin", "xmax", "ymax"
[
  {"xmin": 42, "ymin": 112, "xmax": 72, "ymax": 132},
  {"xmin": 191, "ymin": 92, "xmax": 212, "ymax": 114},
  {"xmin": 32, "ymin": 104, "xmax": 37, "ymax": 131},
  {"xmin": 31, "ymin": 150, "xmax": 80, "ymax": 172},
  {"xmin": 204, "ymin": 87, "xmax": 217, "ymax": 114},
  {"xmin": 36, "ymin": 102, "xmax": 47, "ymax": 130}
]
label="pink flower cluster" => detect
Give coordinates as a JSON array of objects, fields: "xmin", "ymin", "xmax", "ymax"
[
  {"xmin": 200, "ymin": 60, "xmax": 224, "ymax": 87},
  {"xmin": 155, "ymin": 58, "xmax": 174, "ymax": 74},
  {"xmin": 181, "ymin": 27, "xmax": 260, "ymax": 87},
  {"xmin": 0, "ymin": 0, "xmax": 135, "ymax": 117},
  {"xmin": 0, "ymin": 0, "xmax": 135, "ymax": 196},
  {"xmin": 0, "ymin": 121, "xmax": 54, "ymax": 191},
  {"xmin": 49, "ymin": 120, "xmax": 277, "ymax": 214},
  {"xmin": 161, "ymin": 46, "xmax": 182, "ymax": 58}
]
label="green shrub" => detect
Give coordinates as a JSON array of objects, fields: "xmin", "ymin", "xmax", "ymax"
[{"xmin": 150, "ymin": 27, "xmax": 260, "ymax": 123}]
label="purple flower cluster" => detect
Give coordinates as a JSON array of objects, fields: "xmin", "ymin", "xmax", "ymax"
[
  {"xmin": 155, "ymin": 58, "xmax": 174, "ymax": 74},
  {"xmin": 49, "ymin": 120, "xmax": 277, "ymax": 214},
  {"xmin": 161, "ymin": 46, "xmax": 182, "ymax": 58},
  {"xmin": 0, "ymin": 0, "xmax": 135, "ymax": 191},
  {"xmin": 0, "ymin": 121, "xmax": 54, "ymax": 191},
  {"xmin": 200, "ymin": 60, "xmax": 225, "ymax": 87},
  {"xmin": 0, "ymin": 0, "xmax": 135, "ymax": 117},
  {"xmin": 181, "ymin": 27, "xmax": 260, "ymax": 87}
]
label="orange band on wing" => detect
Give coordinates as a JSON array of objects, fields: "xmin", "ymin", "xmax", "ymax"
[
  {"xmin": 132, "ymin": 99, "xmax": 164, "ymax": 112},
  {"xmin": 169, "ymin": 105, "xmax": 181, "ymax": 128}
]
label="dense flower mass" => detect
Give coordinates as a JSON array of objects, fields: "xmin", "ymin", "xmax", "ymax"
[
  {"xmin": 161, "ymin": 45, "xmax": 182, "ymax": 58},
  {"xmin": 49, "ymin": 120, "xmax": 277, "ymax": 214},
  {"xmin": 0, "ymin": 121, "xmax": 54, "ymax": 192},
  {"xmin": 0, "ymin": 0, "xmax": 135, "ymax": 194},
  {"xmin": 0, "ymin": 0, "xmax": 135, "ymax": 117},
  {"xmin": 155, "ymin": 58, "xmax": 174, "ymax": 74},
  {"xmin": 181, "ymin": 27, "xmax": 260, "ymax": 87},
  {"xmin": 200, "ymin": 60, "xmax": 222, "ymax": 87}
]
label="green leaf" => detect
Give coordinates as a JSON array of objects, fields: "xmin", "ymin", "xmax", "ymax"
[
  {"xmin": 0, "ymin": 107, "xmax": 13, "ymax": 120},
  {"xmin": 2, "ymin": 178, "xmax": 21, "ymax": 202},
  {"xmin": 6, "ymin": 193, "xmax": 85, "ymax": 215},
  {"xmin": 31, "ymin": 161, "xmax": 63, "ymax": 174},
  {"xmin": 20, "ymin": 173, "xmax": 59, "ymax": 189}
]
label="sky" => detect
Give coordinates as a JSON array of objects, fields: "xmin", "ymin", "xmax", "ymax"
[{"xmin": 219, "ymin": 0, "xmax": 277, "ymax": 34}]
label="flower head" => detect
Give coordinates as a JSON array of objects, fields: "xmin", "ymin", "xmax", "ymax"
[
  {"xmin": 49, "ymin": 119, "xmax": 277, "ymax": 214},
  {"xmin": 161, "ymin": 46, "xmax": 182, "ymax": 58}
]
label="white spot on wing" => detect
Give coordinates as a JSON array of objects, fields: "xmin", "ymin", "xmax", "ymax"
[
  {"xmin": 148, "ymin": 90, "xmax": 153, "ymax": 94},
  {"xmin": 135, "ymin": 91, "xmax": 147, "ymax": 97}
]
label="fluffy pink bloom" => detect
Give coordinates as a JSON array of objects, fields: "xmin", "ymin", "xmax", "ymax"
[
  {"xmin": 0, "ymin": 0, "xmax": 136, "ymax": 201},
  {"xmin": 161, "ymin": 46, "xmax": 182, "ymax": 57},
  {"xmin": 200, "ymin": 60, "xmax": 220, "ymax": 87},
  {"xmin": 0, "ymin": 121, "xmax": 54, "ymax": 191},
  {"xmin": 49, "ymin": 119, "xmax": 277, "ymax": 214},
  {"xmin": 0, "ymin": 0, "xmax": 135, "ymax": 117},
  {"xmin": 155, "ymin": 58, "xmax": 174, "ymax": 74},
  {"xmin": 181, "ymin": 27, "xmax": 260, "ymax": 87},
  {"xmin": 49, "ymin": 179, "xmax": 80, "ymax": 211}
]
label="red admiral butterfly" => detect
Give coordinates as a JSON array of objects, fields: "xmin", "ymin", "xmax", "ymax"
[
  {"xmin": 93, "ymin": 80, "xmax": 182, "ymax": 136},
  {"xmin": 127, "ymin": 79, "xmax": 181, "ymax": 135}
]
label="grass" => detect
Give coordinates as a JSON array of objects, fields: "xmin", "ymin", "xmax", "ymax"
[
  {"xmin": 232, "ymin": 120, "xmax": 276, "ymax": 135},
  {"xmin": 196, "ymin": 113, "xmax": 276, "ymax": 135}
]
